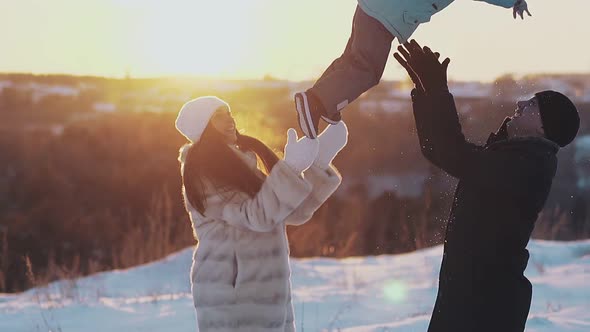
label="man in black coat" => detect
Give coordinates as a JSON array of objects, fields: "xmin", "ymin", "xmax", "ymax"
[{"xmin": 394, "ymin": 40, "xmax": 580, "ymax": 332}]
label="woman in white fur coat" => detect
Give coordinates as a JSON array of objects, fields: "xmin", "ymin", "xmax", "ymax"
[{"xmin": 175, "ymin": 96, "xmax": 348, "ymax": 332}]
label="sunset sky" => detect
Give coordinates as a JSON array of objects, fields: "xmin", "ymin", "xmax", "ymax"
[{"xmin": 1, "ymin": 0, "xmax": 589, "ymax": 82}]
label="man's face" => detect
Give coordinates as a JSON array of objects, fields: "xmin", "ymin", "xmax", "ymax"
[{"xmin": 506, "ymin": 96, "xmax": 545, "ymax": 139}]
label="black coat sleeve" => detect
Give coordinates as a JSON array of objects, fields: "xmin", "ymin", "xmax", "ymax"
[{"xmin": 411, "ymin": 89, "xmax": 547, "ymax": 195}]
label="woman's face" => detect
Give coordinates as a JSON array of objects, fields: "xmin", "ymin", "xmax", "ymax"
[{"xmin": 210, "ymin": 105, "xmax": 238, "ymax": 144}]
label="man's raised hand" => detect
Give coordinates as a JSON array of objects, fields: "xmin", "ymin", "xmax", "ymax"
[
  {"xmin": 394, "ymin": 40, "xmax": 450, "ymax": 94},
  {"xmin": 393, "ymin": 47, "xmax": 423, "ymax": 93}
]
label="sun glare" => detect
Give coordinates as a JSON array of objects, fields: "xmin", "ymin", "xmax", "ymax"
[
  {"xmin": 113, "ymin": 0, "xmax": 261, "ymax": 78},
  {"xmin": 2, "ymin": 0, "xmax": 588, "ymax": 80}
]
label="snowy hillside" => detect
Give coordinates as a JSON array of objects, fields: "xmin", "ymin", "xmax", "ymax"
[{"xmin": 1, "ymin": 240, "xmax": 589, "ymax": 332}]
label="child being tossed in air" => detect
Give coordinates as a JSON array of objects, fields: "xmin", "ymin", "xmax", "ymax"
[{"xmin": 294, "ymin": 0, "xmax": 531, "ymax": 139}]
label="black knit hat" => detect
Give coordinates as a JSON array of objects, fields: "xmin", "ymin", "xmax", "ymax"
[{"xmin": 535, "ymin": 90, "xmax": 580, "ymax": 147}]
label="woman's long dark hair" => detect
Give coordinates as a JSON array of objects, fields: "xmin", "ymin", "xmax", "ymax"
[{"xmin": 181, "ymin": 123, "xmax": 280, "ymax": 214}]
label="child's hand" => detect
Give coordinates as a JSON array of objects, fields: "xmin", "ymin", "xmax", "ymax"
[{"xmin": 513, "ymin": 0, "xmax": 532, "ymax": 20}]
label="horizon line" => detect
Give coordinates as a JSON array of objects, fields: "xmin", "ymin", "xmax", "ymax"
[{"xmin": 2, "ymin": 71, "xmax": 590, "ymax": 83}]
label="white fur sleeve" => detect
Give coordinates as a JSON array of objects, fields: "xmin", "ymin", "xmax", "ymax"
[
  {"xmin": 285, "ymin": 164, "xmax": 342, "ymax": 226},
  {"xmin": 220, "ymin": 160, "xmax": 312, "ymax": 232}
]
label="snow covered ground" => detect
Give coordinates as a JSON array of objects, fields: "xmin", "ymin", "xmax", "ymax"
[{"xmin": 1, "ymin": 240, "xmax": 589, "ymax": 332}]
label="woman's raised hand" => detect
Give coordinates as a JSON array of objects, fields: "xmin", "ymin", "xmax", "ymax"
[
  {"xmin": 283, "ymin": 128, "xmax": 319, "ymax": 174},
  {"xmin": 314, "ymin": 121, "xmax": 349, "ymax": 169}
]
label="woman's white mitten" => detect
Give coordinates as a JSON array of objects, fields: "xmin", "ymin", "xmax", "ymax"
[
  {"xmin": 283, "ymin": 128, "xmax": 319, "ymax": 173},
  {"xmin": 314, "ymin": 121, "xmax": 349, "ymax": 169}
]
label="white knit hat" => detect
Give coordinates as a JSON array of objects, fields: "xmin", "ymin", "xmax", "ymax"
[{"xmin": 175, "ymin": 96, "xmax": 230, "ymax": 143}]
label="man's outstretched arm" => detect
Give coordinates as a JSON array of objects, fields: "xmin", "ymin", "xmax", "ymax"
[{"xmin": 394, "ymin": 40, "xmax": 545, "ymax": 193}]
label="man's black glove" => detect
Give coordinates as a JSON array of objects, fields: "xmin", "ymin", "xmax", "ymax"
[{"xmin": 393, "ymin": 39, "xmax": 450, "ymax": 95}]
